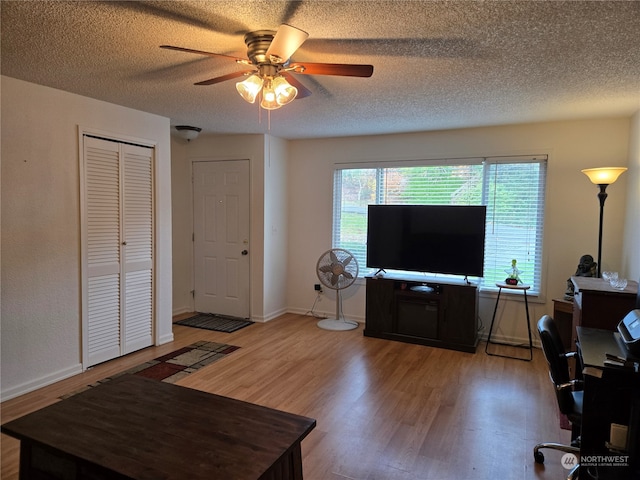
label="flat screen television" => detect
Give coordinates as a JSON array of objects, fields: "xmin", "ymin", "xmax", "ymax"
[{"xmin": 366, "ymin": 204, "xmax": 487, "ymax": 277}]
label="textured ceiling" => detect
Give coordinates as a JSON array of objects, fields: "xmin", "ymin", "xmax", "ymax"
[{"xmin": 2, "ymin": 1, "xmax": 639, "ymax": 139}]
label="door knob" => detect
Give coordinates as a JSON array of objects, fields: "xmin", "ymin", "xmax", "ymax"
[{"xmin": 241, "ymin": 250, "xmax": 248, "ymax": 255}]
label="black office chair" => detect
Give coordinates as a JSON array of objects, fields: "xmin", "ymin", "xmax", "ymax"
[{"xmin": 534, "ymin": 315, "xmax": 582, "ymax": 479}]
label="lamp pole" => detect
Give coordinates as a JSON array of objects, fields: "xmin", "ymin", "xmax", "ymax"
[
  {"xmin": 596, "ymin": 184, "xmax": 608, "ymax": 278},
  {"xmin": 581, "ymin": 166, "xmax": 627, "ymax": 279}
]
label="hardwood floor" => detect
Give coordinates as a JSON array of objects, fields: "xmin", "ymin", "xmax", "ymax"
[{"xmin": 2, "ymin": 313, "xmax": 571, "ymax": 479}]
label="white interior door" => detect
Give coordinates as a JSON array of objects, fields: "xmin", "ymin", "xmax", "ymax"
[
  {"xmin": 82, "ymin": 136, "xmax": 154, "ymax": 367},
  {"xmin": 193, "ymin": 160, "xmax": 250, "ymax": 318}
]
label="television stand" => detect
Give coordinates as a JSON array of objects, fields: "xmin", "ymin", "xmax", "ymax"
[{"xmin": 364, "ymin": 274, "xmax": 479, "ymax": 353}]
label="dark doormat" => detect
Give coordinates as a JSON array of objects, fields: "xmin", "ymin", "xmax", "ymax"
[{"xmin": 175, "ymin": 313, "xmax": 254, "ymax": 333}]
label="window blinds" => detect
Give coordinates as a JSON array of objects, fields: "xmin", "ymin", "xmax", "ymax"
[{"xmin": 333, "ymin": 155, "xmax": 547, "ymax": 294}]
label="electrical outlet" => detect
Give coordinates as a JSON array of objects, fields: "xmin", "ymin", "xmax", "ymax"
[{"xmin": 314, "ymin": 284, "xmax": 322, "ymax": 292}]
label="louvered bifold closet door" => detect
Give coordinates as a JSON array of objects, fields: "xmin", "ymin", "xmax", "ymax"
[
  {"xmin": 83, "ymin": 136, "xmax": 154, "ymax": 367},
  {"xmin": 84, "ymin": 138, "xmax": 122, "ymax": 366},
  {"xmin": 122, "ymin": 144, "xmax": 153, "ymax": 354}
]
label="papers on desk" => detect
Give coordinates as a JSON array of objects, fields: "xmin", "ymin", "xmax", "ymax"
[
  {"xmin": 604, "ymin": 352, "xmax": 638, "ymax": 370},
  {"xmin": 583, "ymin": 355, "xmax": 639, "ymax": 378},
  {"xmin": 583, "ymin": 366, "xmax": 604, "ymax": 378}
]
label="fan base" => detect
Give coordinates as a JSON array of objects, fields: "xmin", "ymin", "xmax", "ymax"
[{"xmin": 317, "ymin": 318, "xmax": 359, "ymax": 331}]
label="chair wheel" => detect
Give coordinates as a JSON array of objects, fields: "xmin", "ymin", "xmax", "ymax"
[{"xmin": 534, "ymin": 451, "xmax": 545, "ymax": 464}]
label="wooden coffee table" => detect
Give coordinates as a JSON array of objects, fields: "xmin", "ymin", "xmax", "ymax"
[{"xmin": 1, "ymin": 375, "xmax": 316, "ymax": 480}]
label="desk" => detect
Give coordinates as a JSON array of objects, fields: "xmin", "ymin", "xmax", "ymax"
[
  {"xmin": 571, "ymin": 277, "xmax": 638, "ymax": 347},
  {"xmin": 577, "ymin": 327, "xmax": 640, "ymax": 480},
  {"xmin": 1, "ymin": 375, "xmax": 316, "ymax": 480},
  {"xmin": 553, "ymin": 297, "xmax": 574, "ymax": 350},
  {"xmin": 485, "ymin": 283, "xmax": 532, "ymax": 361}
]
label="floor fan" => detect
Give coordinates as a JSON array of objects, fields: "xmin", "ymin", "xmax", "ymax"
[{"xmin": 315, "ymin": 248, "xmax": 359, "ymax": 331}]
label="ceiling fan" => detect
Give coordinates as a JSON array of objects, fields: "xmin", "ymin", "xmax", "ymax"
[{"xmin": 160, "ymin": 24, "xmax": 374, "ymax": 110}]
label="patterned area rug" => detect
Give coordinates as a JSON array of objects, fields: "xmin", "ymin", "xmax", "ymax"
[
  {"xmin": 175, "ymin": 313, "xmax": 254, "ymax": 333},
  {"xmin": 61, "ymin": 341, "xmax": 239, "ymax": 399}
]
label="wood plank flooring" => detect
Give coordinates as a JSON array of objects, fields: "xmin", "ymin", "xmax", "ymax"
[{"xmin": 1, "ymin": 313, "xmax": 571, "ymax": 480}]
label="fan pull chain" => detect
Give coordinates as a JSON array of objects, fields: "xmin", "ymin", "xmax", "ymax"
[{"xmin": 255, "ymin": 95, "xmax": 272, "ymax": 132}]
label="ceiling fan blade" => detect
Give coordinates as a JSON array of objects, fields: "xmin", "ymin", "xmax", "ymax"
[
  {"xmin": 265, "ymin": 24, "xmax": 309, "ymax": 63},
  {"xmin": 160, "ymin": 45, "xmax": 249, "ymax": 64},
  {"xmin": 289, "ymin": 62, "xmax": 374, "ymax": 78},
  {"xmin": 104, "ymin": 1, "xmax": 248, "ymax": 36},
  {"xmin": 302, "ymin": 38, "xmax": 481, "ymax": 59},
  {"xmin": 280, "ymin": 1, "xmax": 304, "ymax": 24},
  {"xmin": 281, "ymin": 72, "xmax": 312, "ymax": 99},
  {"xmin": 195, "ymin": 70, "xmax": 254, "ymax": 86}
]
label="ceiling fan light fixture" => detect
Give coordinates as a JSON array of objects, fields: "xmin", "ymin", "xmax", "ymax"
[
  {"xmin": 272, "ymin": 76, "xmax": 298, "ymax": 106},
  {"xmin": 260, "ymin": 79, "xmax": 281, "ymax": 110},
  {"xmin": 236, "ymin": 74, "xmax": 264, "ymax": 104}
]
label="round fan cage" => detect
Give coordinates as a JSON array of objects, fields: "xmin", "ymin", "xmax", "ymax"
[{"xmin": 315, "ymin": 248, "xmax": 359, "ymax": 331}]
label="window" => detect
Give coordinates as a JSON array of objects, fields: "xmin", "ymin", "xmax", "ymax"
[{"xmin": 333, "ymin": 156, "xmax": 547, "ymax": 294}]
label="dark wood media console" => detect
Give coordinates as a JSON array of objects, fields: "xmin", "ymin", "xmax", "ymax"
[{"xmin": 364, "ymin": 275, "xmax": 479, "ymax": 352}]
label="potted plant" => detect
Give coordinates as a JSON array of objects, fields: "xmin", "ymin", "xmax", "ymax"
[{"xmin": 505, "ymin": 259, "xmax": 522, "ymax": 285}]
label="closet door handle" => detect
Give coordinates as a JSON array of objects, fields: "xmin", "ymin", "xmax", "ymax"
[{"xmin": 122, "ymin": 241, "xmax": 127, "ymax": 246}]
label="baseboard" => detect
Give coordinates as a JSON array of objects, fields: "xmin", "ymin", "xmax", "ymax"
[
  {"xmin": 251, "ymin": 307, "xmax": 288, "ymax": 323},
  {"xmin": 157, "ymin": 332, "xmax": 174, "ymax": 345},
  {"xmin": 286, "ymin": 307, "xmax": 364, "ymax": 323},
  {"xmin": 172, "ymin": 305, "xmax": 192, "ymax": 316},
  {"xmin": 1, "ymin": 363, "xmax": 83, "ymax": 402},
  {"xmin": 480, "ymin": 331, "xmax": 541, "ymax": 349}
]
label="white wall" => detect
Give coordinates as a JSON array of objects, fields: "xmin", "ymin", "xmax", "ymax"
[
  {"xmin": 262, "ymin": 136, "xmax": 289, "ymax": 320},
  {"xmin": 1, "ymin": 76, "xmax": 173, "ymax": 400},
  {"xmin": 170, "ymin": 137, "xmax": 192, "ymax": 314},
  {"xmin": 286, "ymin": 118, "xmax": 633, "ymax": 344},
  {"xmin": 623, "ymin": 110, "xmax": 640, "ymax": 281},
  {"xmin": 171, "ymin": 133, "xmax": 290, "ymax": 321}
]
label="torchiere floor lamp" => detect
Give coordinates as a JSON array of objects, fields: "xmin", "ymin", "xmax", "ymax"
[{"xmin": 581, "ymin": 167, "xmax": 628, "ymax": 278}]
